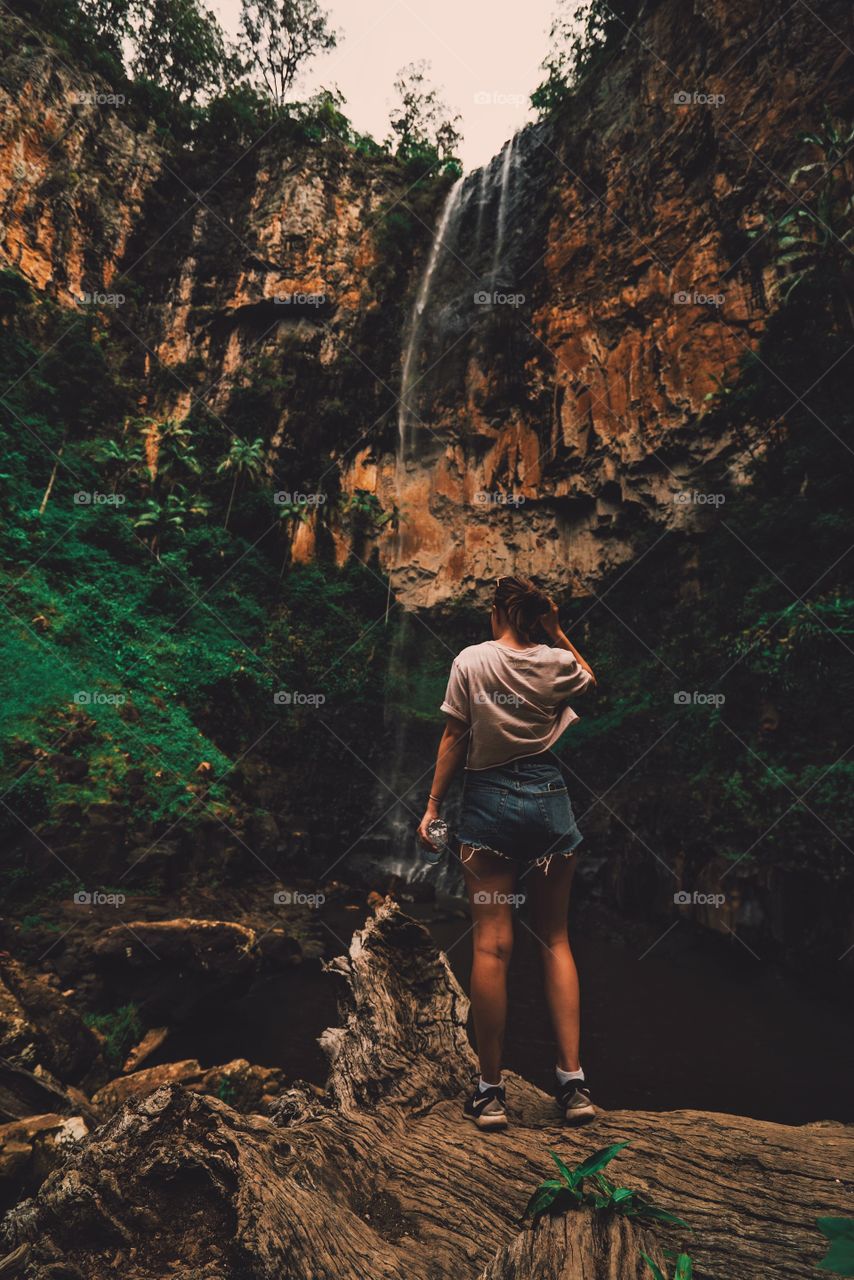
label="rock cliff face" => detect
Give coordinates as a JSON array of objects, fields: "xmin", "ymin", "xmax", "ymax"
[
  {"xmin": 0, "ymin": 1, "xmax": 851, "ymax": 609},
  {"xmin": 370, "ymin": 0, "xmax": 853, "ymax": 607}
]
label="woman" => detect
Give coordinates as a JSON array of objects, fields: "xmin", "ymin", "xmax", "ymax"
[{"xmin": 418, "ymin": 575, "xmax": 596, "ymax": 1131}]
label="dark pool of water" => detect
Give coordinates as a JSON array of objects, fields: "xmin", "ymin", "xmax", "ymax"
[{"xmin": 162, "ymin": 898, "xmax": 854, "ymax": 1125}]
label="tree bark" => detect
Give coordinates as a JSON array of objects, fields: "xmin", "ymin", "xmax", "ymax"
[{"xmin": 1, "ymin": 901, "xmax": 851, "ymax": 1279}]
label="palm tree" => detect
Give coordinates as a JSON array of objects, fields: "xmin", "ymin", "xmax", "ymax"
[
  {"xmin": 133, "ymin": 487, "xmax": 211, "ymax": 559},
  {"xmin": 216, "ymin": 436, "xmax": 266, "ymax": 530},
  {"xmin": 761, "ymin": 117, "xmax": 854, "ymax": 331}
]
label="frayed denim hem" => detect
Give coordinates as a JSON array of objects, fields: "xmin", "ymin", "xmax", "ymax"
[{"xmin": 458, "ymin": 840, "xmax": 577, "ymax": 876}]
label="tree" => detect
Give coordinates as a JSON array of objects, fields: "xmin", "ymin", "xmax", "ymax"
[
  {"xmin": 387, "ymin": 60, "xmax": 462, "ymax": 169},
  {"xmin": 531, "ymin": 0, "xmax": 642, "ymax": 115},
  {"xmin": 238, "ymin": 0, "xmax": 337, "ymax": 106},
  {"xmin": 131, "ymin": 0, "xmax": 231, "ymax": 103},
  {"xmin": 216, "ymin": 436, "xmax": 266, "ymax": 530}
]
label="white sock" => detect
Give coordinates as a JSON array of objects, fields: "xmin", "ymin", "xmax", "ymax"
[
  {"xmin": 556, "ymin": 1065, "xmax": 584, "ymax": 1084},
  {"xmin": 478, "ymin": 1076, "xmax": 502, "ymax": 1092}
]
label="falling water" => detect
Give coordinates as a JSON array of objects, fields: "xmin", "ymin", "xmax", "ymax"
[
  {"xmin": 397, "ymin": 175, "xmax": 466, "ymax": 458},
  {"xmin": 490, "ymin": 135, "xmax": 516, "ymax": 285}
]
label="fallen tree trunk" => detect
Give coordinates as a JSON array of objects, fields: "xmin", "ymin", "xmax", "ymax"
[{"xmin": 1, "ymin": 901, "xmax": 851, "ymax": 1279}]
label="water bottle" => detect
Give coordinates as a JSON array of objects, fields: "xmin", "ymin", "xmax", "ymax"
[{"xmin": 422, "ymin": 817, "xmax": 449, "ymax": 864}]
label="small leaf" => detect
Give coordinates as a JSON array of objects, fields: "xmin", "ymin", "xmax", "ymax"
[
  {"xmin": 549, "ymin": 1149, "xmax": 576, "ymax": 1187},
  {"xmin": 635, "ymin": 1204, "xmax": 692, "ymax": 1230},
  {"xmin": 640, "ymin": 1253, "xmax": 666, "ymax": 1280},
  {"xmin": 675, "ymin": 1255, "xmax": 694, "ymax": 1280},
  {"xmin": 573, "ymin": 1140, "xmax": 630, "ymax": 1179}
]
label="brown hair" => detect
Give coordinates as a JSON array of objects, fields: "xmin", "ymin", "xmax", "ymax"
[{"xmin": 493, "ymin": 575, "xmax": 551, "ymax": 640}]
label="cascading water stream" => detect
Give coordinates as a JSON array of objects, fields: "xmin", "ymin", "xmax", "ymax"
[
  {"xmin": 490, "ymin": 134, "xmax": 516, "ymax": 286},
  {"xmin": 397, "ymin": 175, "xmax": 466, "ymax": 460}
]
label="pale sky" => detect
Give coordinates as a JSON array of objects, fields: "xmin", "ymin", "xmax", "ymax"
[{"xmin": 214, "ymin": 0, "xmax": 558, "ymax": 170}]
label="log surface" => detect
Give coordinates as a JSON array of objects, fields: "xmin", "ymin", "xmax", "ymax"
[{"xmin": 1, "ymin": 901, "xmax": 851, "ymax": 1279}]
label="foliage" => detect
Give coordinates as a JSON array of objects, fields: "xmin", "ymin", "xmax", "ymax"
[
  {"xmin": 387, "ymin": 60, "xmax": 463, "ymax": 178},
  {"xmin": 83, "ymin": 1002, "xmax": 142, "ymax": 1066},
  {"xmin": 642, "ymin": 1253, "xmax": 693, "ymax": 1280},
  {"xmin": 817, "ymin": 1218, "xmax": 854, "ymax": 1275},
  {"xmin": 524, "ymin": 1142, "xmax": 689, "ymax": 1229},
  {"xmin": 532, "ymin": 0, "xmax": 642, "ymax": 115},
  {"xmin": 751, "ymin": 117, "xmax": 854, "ymax": 330},
  {"xmin": 238, "ymin": 0, "xmax": 337, "ymax": 106}
]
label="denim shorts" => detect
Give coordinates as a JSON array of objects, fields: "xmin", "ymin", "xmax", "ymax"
[{"xmin": 455, "ymin": 754, "xmax": 583, "ymax": 872}]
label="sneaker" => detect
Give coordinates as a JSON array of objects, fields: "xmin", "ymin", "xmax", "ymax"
[
  {"xmin": 464, "ymin": 1081, "xmax": 508, "ymax": 1130},
  {"xmin": 556, "ymin": 1076, "xmax": 595, "ymax": 1124}
]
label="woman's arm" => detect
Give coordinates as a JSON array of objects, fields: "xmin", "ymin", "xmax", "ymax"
[
  {"xmin": 417, "ymin": 716, "xmax": 470, "ymax": 848},
  {"xmin": 541, "ymin": 600, "xmax": 597, "ymax": 686}
]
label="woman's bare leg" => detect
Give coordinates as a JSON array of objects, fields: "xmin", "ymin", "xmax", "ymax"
[
  {"xmin": 461, "ymin": 846, "xmax": 518, "ymax": 1082},
  {"xmin": 529, "ymin": 854, "xmax": 581, "ymax": 1071}
]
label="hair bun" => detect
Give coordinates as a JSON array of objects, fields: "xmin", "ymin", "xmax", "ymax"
[{"xmin": 494, "ymin": 576, "xmax": 551, "ymax": 639}]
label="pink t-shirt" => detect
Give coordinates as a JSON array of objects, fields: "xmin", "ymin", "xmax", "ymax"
[{"xmin": 440, "ymin": 640, "xmax": 594, "ymax": 770}]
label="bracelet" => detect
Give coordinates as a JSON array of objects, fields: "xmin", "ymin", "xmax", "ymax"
[{"xmin": 428, "ymin": 793, "xmax": 442, "ymax": 804}]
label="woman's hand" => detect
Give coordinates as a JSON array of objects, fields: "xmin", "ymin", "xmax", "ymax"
[
  {"xmin": 417, "ymin": 799, "xmax": 441, "ymax": 849},
  {"xmin": 540, "ymin": 597, "xmax": 562, "ymax": 639}
]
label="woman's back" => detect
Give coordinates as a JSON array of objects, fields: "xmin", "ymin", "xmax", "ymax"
[{"xmin": 441, "ymin": 638, "xmax": 593, "ymax": 770}]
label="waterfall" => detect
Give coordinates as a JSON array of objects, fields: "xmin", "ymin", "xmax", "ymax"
[
  {"xmin": 397, "ymin": 175, "xmax": 465, "ymax": 459},
  {"xmin": 490, "ymin": 134, "xmax": 516, "ymax": 286}
]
